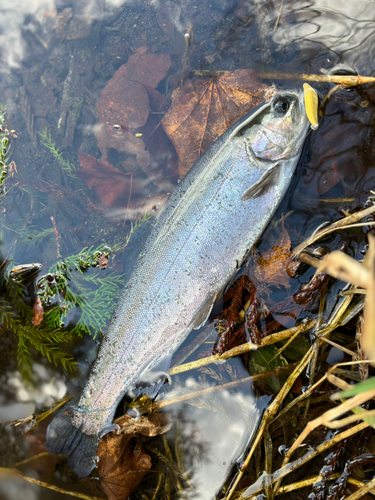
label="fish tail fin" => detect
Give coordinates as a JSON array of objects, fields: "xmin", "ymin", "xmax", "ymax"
[{"xmin": 46, "ymin": 403, "xmax": 99, "ymax": 477}]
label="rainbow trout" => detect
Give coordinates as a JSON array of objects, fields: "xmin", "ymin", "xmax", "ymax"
[{"xmin": 46, "ymin": 89, "xmax": 309, "ymax": 476}]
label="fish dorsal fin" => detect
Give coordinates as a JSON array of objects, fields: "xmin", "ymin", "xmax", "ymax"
[
  {"xmin": 190, "ymin": 294, "xmax": 216, "ymax": 330},
  {"xmin": 241, "ymin": 163, "xmax": 280, "ymax": 201}
]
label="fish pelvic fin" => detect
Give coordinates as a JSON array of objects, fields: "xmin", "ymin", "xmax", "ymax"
[{"xmin": 46, "ymin": 403, "xmax": 99, "ymax": 477}]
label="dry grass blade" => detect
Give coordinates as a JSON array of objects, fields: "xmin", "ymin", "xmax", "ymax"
[
  {"xmin": 344, "ymin": 476, "xmax": 375, "ymax": 500},
  {"xmin": 0, "ymin": 467, "xmax": 103, "ymax": 499},
  {"xmin": 169, "ymin": 320, "xmax": 316, "ymax": 375},
  {"xmin": 241, "ymin": 422, "xmax": 369, "ymax": 498},
  {"xmin": 260, "ymin": 72, "xmax": 375, "ymax": 86},
  {"xmin": 286, "ymin": 389, "xmax": 375, "ymax": 459},
  {"xmin": 224, "ymin": 345, "xmax": 314, "ymax": 500},
  {"xmin": 158, "ymin": 363, "xmax": 296, "ymax": 409},
  {"xmin": 245, "ymin": 473, "xmax": 375, "ymax": 498},
  {"xmin": 291, "ymin": 203, "xmax": 375, "ymax": 258}
]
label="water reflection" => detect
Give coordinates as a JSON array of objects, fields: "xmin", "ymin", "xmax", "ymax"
[
  {"xmin": 162, "ymin": 357, "xmax": 270, "ymax": 499},
  {"xmin": 0, "ymin": 0, "xmax": 375, "ymax": 499}
]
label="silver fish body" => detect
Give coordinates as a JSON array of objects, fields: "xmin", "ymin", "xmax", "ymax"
[{"xmin": 46, "ymin": 90, "xmax": 309, "ymax": 476}]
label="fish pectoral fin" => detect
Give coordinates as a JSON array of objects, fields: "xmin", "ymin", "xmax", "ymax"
[
  {"xmin": 241, "ymin": 163, "xmax": 280, "ymax": 201},
  {"xmin": 190, "ymin": 294, "xmax": 216, "ymax": 330},
  {"xmin": 133, "ymin": 352, "xmax": 173, "ymax": 399}
]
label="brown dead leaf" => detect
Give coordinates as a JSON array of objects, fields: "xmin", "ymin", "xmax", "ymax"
[
  {"xmin": 78, "ymin": 152, "xmax": 134, "ymax": 209},
  {"xmin": 162, "ymin": 69, "xmax": 270, "ymax": 178},
  {"xmin": 31, "ymin": 297, "xmax": 44, "ymax": 326},
  {"xmin": 97, "ymin": 433, "xmax": 152, "ymax": 500},
  {"xmin": 96, "ymin": 47, "xmax": 171, "ymax": 166},
  {"xmin": 249, "ymin": 219, "xmax": 292, "ymax": 289}
]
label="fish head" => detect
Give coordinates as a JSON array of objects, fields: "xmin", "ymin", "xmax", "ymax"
[{"xmin": 239, "ymin": 90, "xmax": 309, "ymax": 162}]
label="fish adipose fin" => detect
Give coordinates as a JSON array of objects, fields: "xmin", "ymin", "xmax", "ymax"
[
  {"xmin": 241, "ymin": 163, "xmax": 280, "ymax": 201},
  {"xmin": 46, "ymin": 400, "xmax": 99, "ymax": 477}
]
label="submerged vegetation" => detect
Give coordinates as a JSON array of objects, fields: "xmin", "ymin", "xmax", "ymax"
[
  {"xmin": 39, "ymin": 127, "xmax": 77, "ymax": 177},
  {"xmin": 39, "ymin": 246, "xmax": 125, "ymax": 337}
]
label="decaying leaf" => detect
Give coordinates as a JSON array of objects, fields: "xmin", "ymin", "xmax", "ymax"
[
  {"xmin": 78, "ymin": 152, "xmax": 134, "ymax": 209},
  {"xmin": 78, "ymin": 152, "xmax": 168, "ymax": 219},
  {"xmin": 97, "ymin": 433, "xmax": 152, "ymax": 500},
  {"xmin": 248, "ymin": 220, "xmax": 292, "ymax": 289},
  {"xmin": 31, "ymin": 297, "xmax": 44, "ymax": 326},
  {"xmin": 162, "ymin": 69, "xmax": 271, "ymax": 178},
  {"xmin": 96, "ymin": 47, "xmax": 171, "ymax": 167},
  {"xmin": 97, "ymin": 413, "xmax": 171, "ymax": 500}
]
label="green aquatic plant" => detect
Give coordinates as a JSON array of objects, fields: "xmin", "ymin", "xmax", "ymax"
[
  {"xmin": 0, "ymin": 103, "xmax": 12, "ymax": 202},
  {"xmin": 38, "ymin": 246, "xmax": 126, "ymax": 338},
  {"xmin": 0, "ymin": 270, "xmax": 77, "ymax": 379},
  {"xmin": 39, "ymin": 127, "xmax": 77, "ymax": 177}
]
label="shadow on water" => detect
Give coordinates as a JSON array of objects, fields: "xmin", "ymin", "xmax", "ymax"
[{"xmin": 1, "ymin": 0, "xmax": 375, "ymax": 499}]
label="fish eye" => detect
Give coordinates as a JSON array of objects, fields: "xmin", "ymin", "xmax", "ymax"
[{"xmin": 273, "ymin": 98, "xmax": 290, "ymax": 114}]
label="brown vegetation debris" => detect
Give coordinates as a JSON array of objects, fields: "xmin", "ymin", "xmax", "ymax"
[
  {"xmin": 96, "ymin": 413, "xmax": 170, "ymax": 500},
  {"xmin": 162, "ymin": 69, "xmax": 270, "ymax": 178},
  {"xmin": 78, "ymin": 152, "xmax": 134, "ymax": 209},
  {"xmin": 97, "ymin": 433, "xmax": 152, "ymax": 500},
  {"xmin": 95, "ymin": 47, "xmax": 171, "ymax": 167},
  {"xmin": 31, "ymin": 297, "xmax": 44, "ymax": 326},
  {"xmin": 115, "ymin": 412, "xmax": 172, "ymax": 437},
  {"xmin": 248, "ymin": 220, "xmax": 292, "ymax": 289}
]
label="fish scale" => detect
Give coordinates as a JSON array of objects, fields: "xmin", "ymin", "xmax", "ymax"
[{"xmin": 46, "ymin": 89, "xmax": 309, "ymax": 476}]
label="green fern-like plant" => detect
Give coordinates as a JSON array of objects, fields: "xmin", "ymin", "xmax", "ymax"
[
  {"xmin": 39, "ymin": 127, "xmax": 77, "ymax": 177},
  {"xmin": 0, "ymin": 273, "xmax": 77, "ymax": 379},
  {"xmin": 38, "ymin": 246, "xmax": 126, "ymax": 339}
]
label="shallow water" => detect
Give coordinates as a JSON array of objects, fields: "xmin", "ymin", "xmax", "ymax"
[{"xmin": 1, "ymin": 1, "xmax": 375, "ymax": 499}]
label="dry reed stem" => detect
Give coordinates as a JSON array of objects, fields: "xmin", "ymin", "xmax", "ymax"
[
  {"xmin": 242, "ymin": 422, "xmax": 369, "ymax": 498},
  {"xmin": 245, "ymin": 473, "xmax": 375, "ymax": 498},
  {"xmin": 344, "ymin": 475, "xmax": 375, "ymax": 500},
  {"xmin": 0, "ymin": 467, "xmax": 103, "ymax": 500},
  {"xmin": 291, "ymin": 203, "xmax": 375, "ymax": 258},
  {"xmin": 157, "ymin": 363, "xmax": 297, "ymax": 409},
  {"xmin": 260, "ymin": 72, "xmax": 375, "ymax": 86},
  {"xmin": 169, "ymin": 320, "xmax": 316, "ymax": 375},
  {"xmin": 224, "ymin": 344, "xmax": 314, "ymax": 500}
]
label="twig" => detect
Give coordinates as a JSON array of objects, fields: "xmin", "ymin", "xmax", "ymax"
[
  {"xmin": 291, "ymin": 204, "xmax": 375, "ymax": 258},
  {"xmin": 158, "ymin": 363, "xmax": 297, "ymax": 409},
  {"xmin": 224, "ymin": 344, "xmax": 315, "ymax": 500},
  {"xmin": 344, "ymin": 475, "xmax": 375, "ymax": 500},
  {"xmin": 12, "ymin": 452, "xmax": 50, "ymax": 468},
  {"xmin": 0, "ymin": 467, "xmax": 104, "ymax": 500},
  {"xmin": 169, "ymin": 320, "xmax": 315, "ymax": 375},
  {"xmin": 241, "ymin": 422, "xmax": 369, "ymax": 498},
  {"xmin": 260, "ymin": 72, "xmax": 375, "ymax": 86},
  {"xmin": 51, "ymin": 215, "xmax": 61, "ymax": 258}
]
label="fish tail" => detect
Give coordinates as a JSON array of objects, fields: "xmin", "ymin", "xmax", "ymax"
[{"xmin": 46, "ymin": 403, "xmax": 99, "ymax": 477}]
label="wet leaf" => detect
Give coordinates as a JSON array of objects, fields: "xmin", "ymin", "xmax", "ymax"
[
  {"xmin": 97, "ymin": 433, "xmax": 152, "ymax": 500},
  {"xmin": 162, "ymin": 69, "xmax": 270, "ymax": 178},
  {"xmin": 278, "ymin": 335, "xmax": 310, "ymax": 361},
  {"xmin": 248, "ymin": 220, "xmax": 292, "ymax": 289},
  {"xmin": 31, "ymin": 297, "xmax": 44, "ymax": 326},
  {"xmin": 96, "ymin": 47, "xmax": 171, "ymax": 171},
  {"xmin": 78, "ymin": 152, "xmax": 134, "ymax": 209},
  {"xmin": 249, "ymin": 345, "xmax": 288, "ymax": 374},
  {"xmin": 78, "ymin": 152, "xmax": 168, "ymax": 220}
]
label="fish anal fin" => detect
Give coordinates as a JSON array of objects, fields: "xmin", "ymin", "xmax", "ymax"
[
  {"xmin": 241, "ymin": 164, "xmax": 280, "ymax": 201},
  {"xmin": 133, "ymin": 352, "xmax": 173, "ymax": 399}
]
